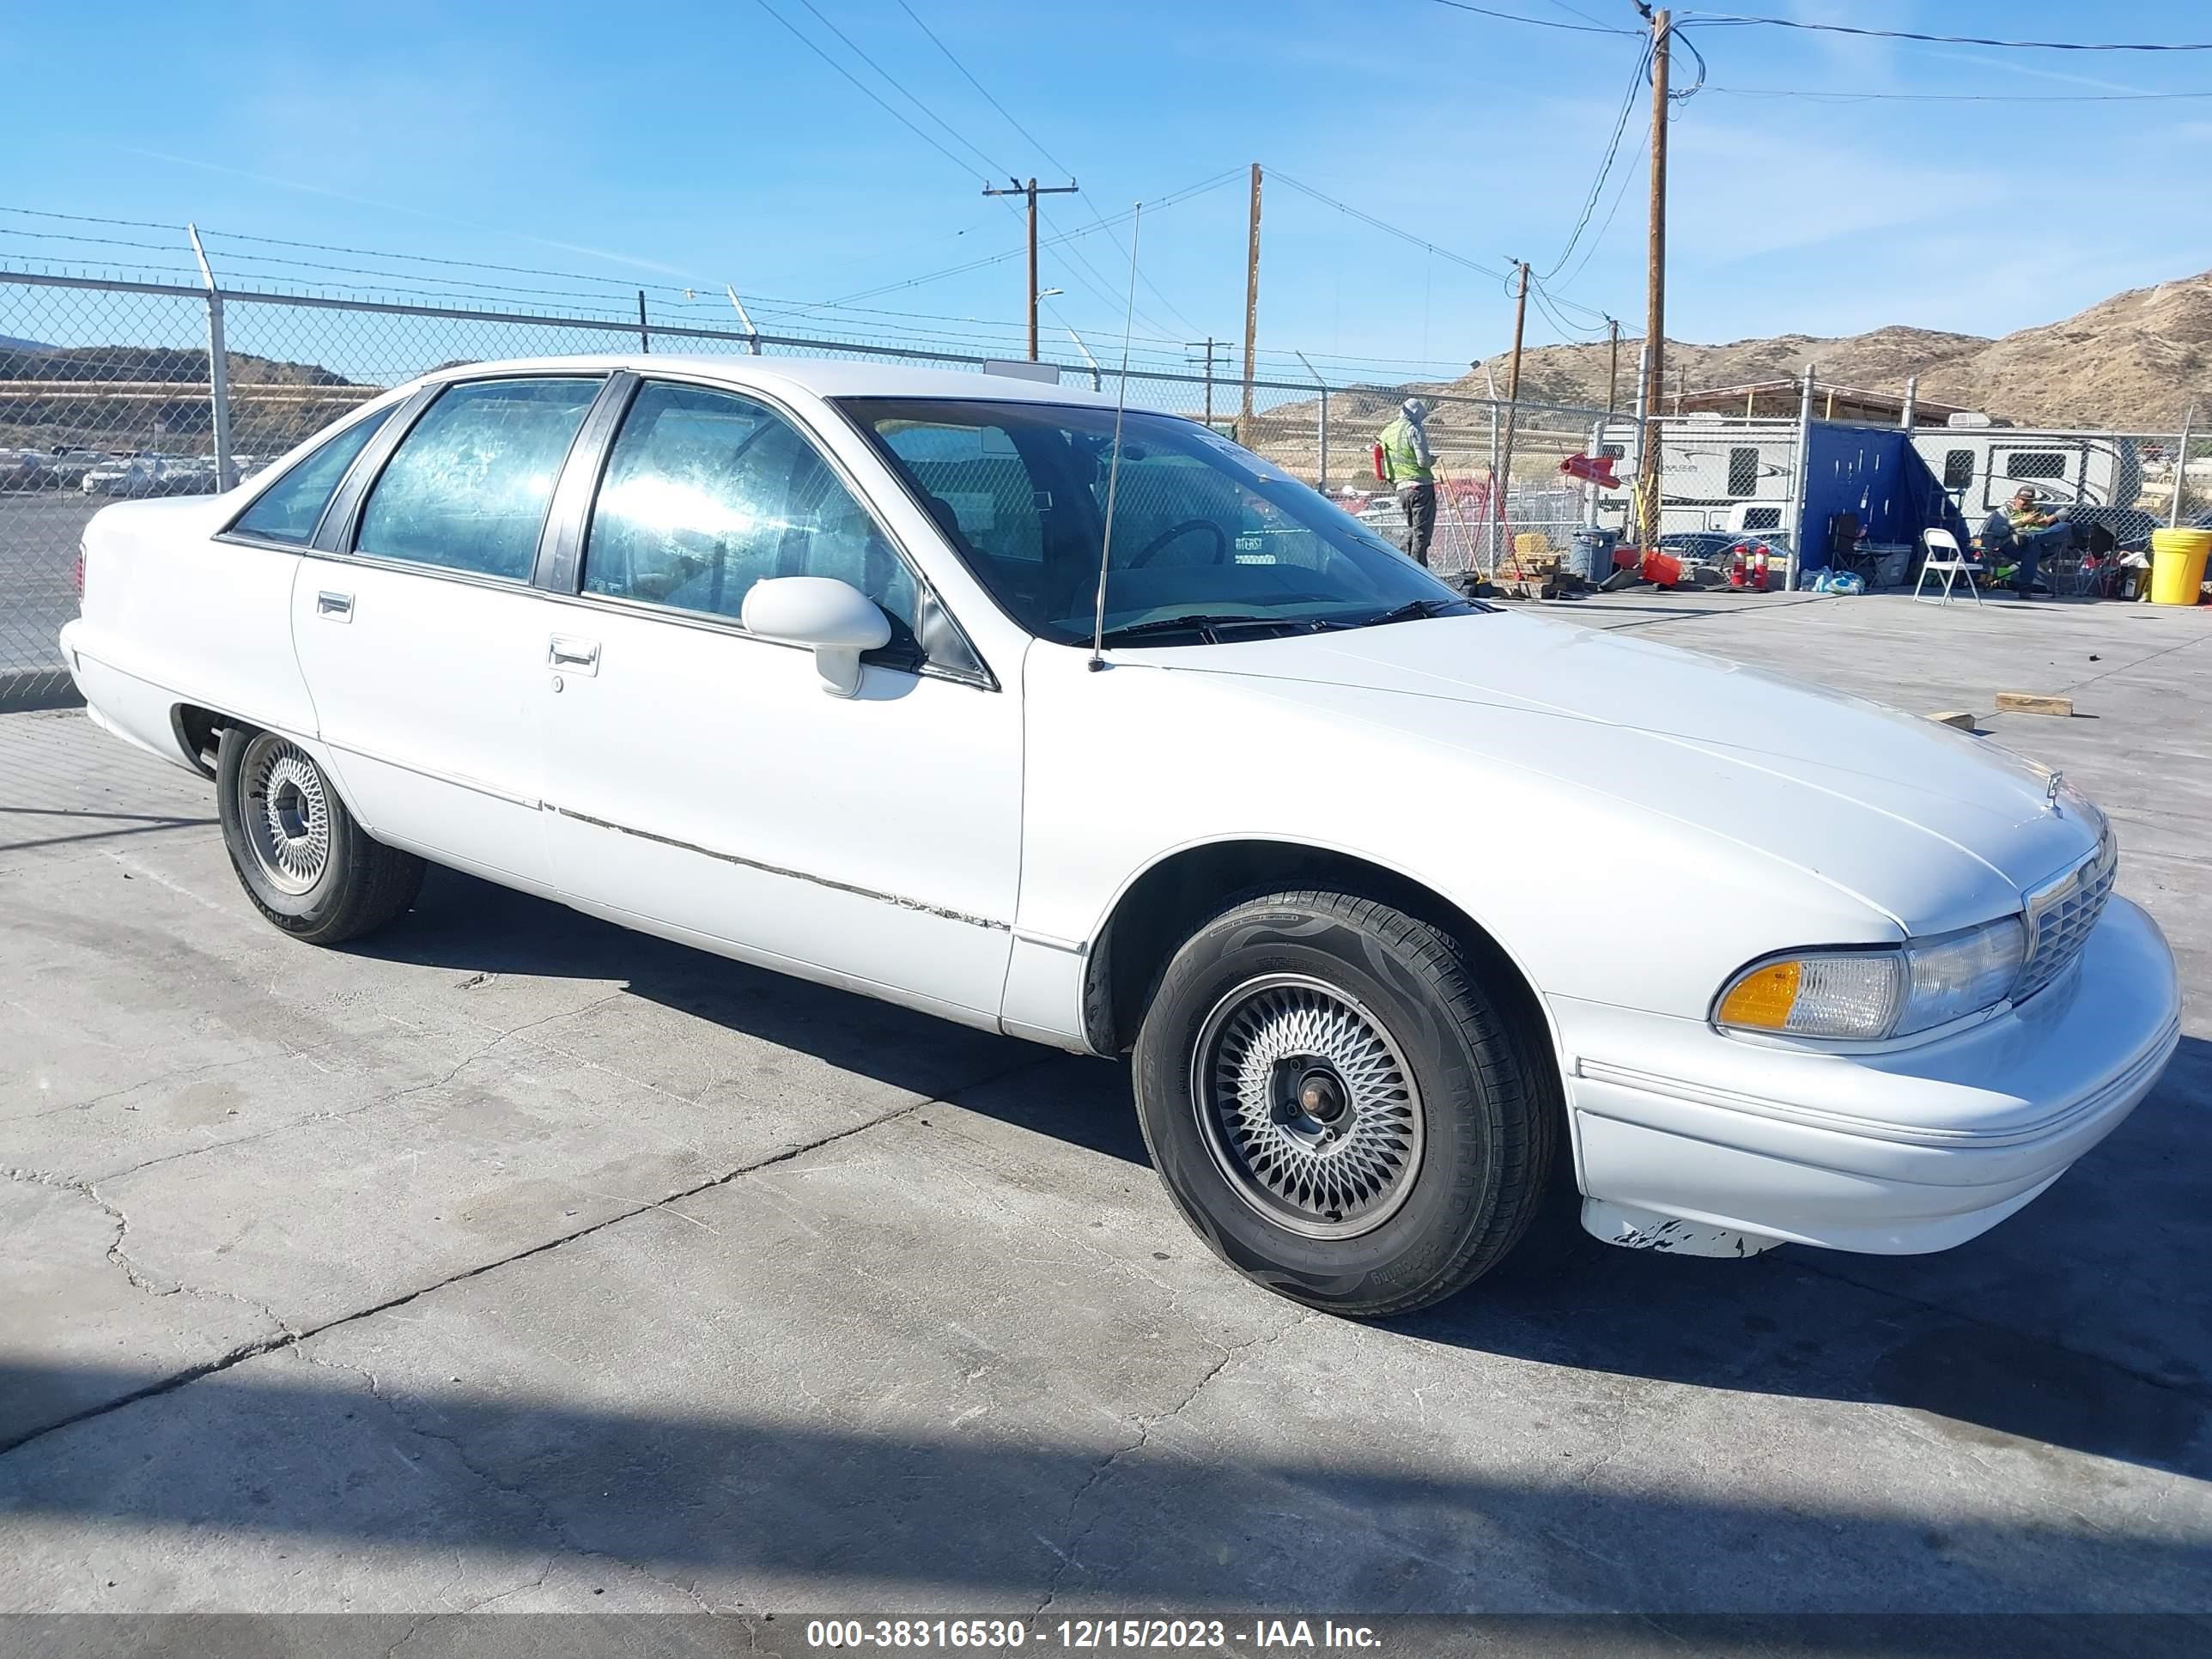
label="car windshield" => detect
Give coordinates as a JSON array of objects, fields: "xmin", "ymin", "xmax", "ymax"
[{"xmin": 841, "ymin": 398, "xmax": 1473, "ymax": 646}]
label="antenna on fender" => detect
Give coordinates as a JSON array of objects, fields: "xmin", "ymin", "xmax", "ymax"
[{"xmin": 1087, "ymin": 202, "xmax": 1142, "ymax": 672}]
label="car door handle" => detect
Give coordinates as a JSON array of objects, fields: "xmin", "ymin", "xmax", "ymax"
[
  {"xmin": 548, "ymin": 635, "xmax": 600, "ymax": 673},
  {"xmin": 315, "ymin": 590, "xmax": 354, "ymax": 622}
]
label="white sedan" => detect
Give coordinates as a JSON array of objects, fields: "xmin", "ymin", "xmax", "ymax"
[{"xmin": 61, "ymin": 356, "xmax": 2181, "ymax": 1317}]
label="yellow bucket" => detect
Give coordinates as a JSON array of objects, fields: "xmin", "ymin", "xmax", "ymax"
[{"xmin": 2149, "ymin": 527, "xmax": 2212, "ymax": 605}]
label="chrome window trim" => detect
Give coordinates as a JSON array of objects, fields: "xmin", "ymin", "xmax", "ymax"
[
  {"xmin": 287, "ymin": 544, "xmax": 549, "ymax": 597},
  {"xmin": 532, "ymin": 583, "xmax": 994, "ymax": 691}
]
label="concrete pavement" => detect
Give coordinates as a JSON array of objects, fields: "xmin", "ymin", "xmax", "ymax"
[{"xmin": 3, "ymin": 592, "xmax": 2209, "ymax": 1623}]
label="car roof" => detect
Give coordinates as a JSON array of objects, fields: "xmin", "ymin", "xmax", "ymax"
[{"xmin": 411, "ymin": 352, "xmax": 1128, "ymax": 409}]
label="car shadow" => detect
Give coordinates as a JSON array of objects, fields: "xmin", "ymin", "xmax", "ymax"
[
  {"xmin": 5, "ymin": 1361, "xmax": 2206, "ymax": 1628},
  {"xmin": 350, "ymin": 869, "xmax": 2212, "ymax": 1483}
]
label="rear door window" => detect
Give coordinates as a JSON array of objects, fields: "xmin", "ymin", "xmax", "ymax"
[
  {"xmin": 230, "ymin": 405, "xmax": 392, "ymax": 544},
  {"xmin": 356, "ymin": 378, "xmax": 601, "ymax": 580}
]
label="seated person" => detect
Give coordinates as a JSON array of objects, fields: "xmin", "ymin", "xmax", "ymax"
[{"xmin": 1979, "ymin": 487, "xmax": 2075, "ymax": 599}]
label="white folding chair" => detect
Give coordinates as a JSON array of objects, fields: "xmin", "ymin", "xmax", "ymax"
[{"xmin": 1914, "ymin": 526, "xmax": 1983, "ymax": 606}]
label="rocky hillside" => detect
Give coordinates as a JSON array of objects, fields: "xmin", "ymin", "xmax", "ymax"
[{"xmin": 1438, "ymin": 270, "xmax": 2212, "ymax": 428}]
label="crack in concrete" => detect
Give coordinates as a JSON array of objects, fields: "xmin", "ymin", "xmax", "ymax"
[
  {"xmin": 296, "ymin": 1347, "xmax": 722, "ymax": 1617},
  {"xmin": 0, "ymin": 1049, "xmax": 1060, "ymax": 1462},
  {"xmin": 2, "ymin": 1164, "xmax": 301, "ymax": 1342},
  {"xmin": 12, "ymin": 990, "xmax": 639, "ymax": 1188},
  {"xmin": 1033, "ymin": 1309, "xmax": 1318, "ymax": 1616},
  {"xmin": 2051, "ymin": 629, "xmax": 2212, "ymax": 698},
  {"xmin": 9, "ymin": 1047, "xmax": 334, "ymax": 1125}
]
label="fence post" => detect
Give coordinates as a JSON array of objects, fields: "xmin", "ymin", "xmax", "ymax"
[
  {"xmin": 637, "ymin": 291, "xmax": 651, "ymax": 353},
  {"xmin": 1484, "ymin": 368, "xmax": 1503, "ymax": 574},
  {"xmin": 1788, "ymin": 361, "xmax": 1816, "ymax": 590},
  {"xmin": 2172, "ymin": 403, "xmax": 2197, "ymax": 528},
  {"xmin": 1064, "ymin": 325, "xmax": 1103, "ymax": 392},
  {"xmin": 1900, "ymin": 374, "xmax": 1917, "ymax": 430},
  {"xmin": 1295, "ymin": 350, "xmax": 1328, "ymax": 491},
  {"xmin": 727, "ymin": 286, "xmax": 763, "ymax": 355},
  {"xmin": 185, "ymin": 224, "xmax": 235, "ymax": 491}
]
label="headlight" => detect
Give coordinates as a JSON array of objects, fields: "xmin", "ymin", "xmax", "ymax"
[{"xmin": 1715, "ymin": 916, "xmax": 2027, "ymax": 1041}]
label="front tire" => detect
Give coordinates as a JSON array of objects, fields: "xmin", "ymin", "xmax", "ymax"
[
  {"xmin": 1133, "ymin": 890, "xmax": 1555, "ymax": 1318},
  {"xmin": 216, "ymin": 726, "xmax": 423, "ymax": 945}
]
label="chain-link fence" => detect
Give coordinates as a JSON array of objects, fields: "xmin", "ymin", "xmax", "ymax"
[{"xmin": 2, "ymin": 269, "xmax": 1631, "ymax": 705}]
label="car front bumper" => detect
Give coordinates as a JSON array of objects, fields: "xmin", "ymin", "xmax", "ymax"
[{"xmin": 1555, "ymin": 895, "xmax": 2183, "ymax": 1255}]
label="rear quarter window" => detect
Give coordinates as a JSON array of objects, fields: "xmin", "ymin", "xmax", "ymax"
[{"xmin": 229, "ymin": 406, "xmax": 392, "ymax": 544}]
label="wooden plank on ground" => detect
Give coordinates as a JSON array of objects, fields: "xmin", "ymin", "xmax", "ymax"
[{"xmin": 1994, "ymin": 692, "xmax": 2075, "ymax": 718}]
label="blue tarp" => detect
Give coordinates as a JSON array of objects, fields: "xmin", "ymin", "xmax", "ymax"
[{"xmin": 1792, "ymin": 422, "xmax": 1966, "ymax": 577}]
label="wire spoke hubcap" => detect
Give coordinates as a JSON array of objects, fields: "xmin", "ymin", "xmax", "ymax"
[
  {"xmin": 240, "ymin": 734, "xmax": 331, "ymax": 895},
  {"xmin": 1193, "ymin": 973, "xmax": 1425, "ymax": 1239}
]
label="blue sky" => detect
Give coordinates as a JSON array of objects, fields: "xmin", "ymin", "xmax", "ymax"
[{"xmin": 5, "ymin": 0, "xmax": 2209, "ymax": 379}]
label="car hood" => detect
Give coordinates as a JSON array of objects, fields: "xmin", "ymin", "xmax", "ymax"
[{"xmin": 1120, "ymin": 611, "xmax": 2100, "ymax": 935}]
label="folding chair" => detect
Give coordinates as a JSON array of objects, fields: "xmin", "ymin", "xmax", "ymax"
[{"xmin": 1914, "ymin": 526, "xmax": 1983, "ymax": 607}]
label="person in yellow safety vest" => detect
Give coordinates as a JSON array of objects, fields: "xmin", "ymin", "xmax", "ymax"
[{"xmin": 1377, "ymin": 397, "xmax": 1438, "ymax": 567}]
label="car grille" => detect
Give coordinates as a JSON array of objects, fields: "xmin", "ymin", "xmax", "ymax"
[{"xmin": 2015, "ymin": 834, "xmax": 2118, "ymax": 1006}]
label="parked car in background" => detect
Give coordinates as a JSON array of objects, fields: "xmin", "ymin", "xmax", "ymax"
[
  {"xmin": 81, "ymin": 454, "xmax": 218, "ymax": 498},
  {"xmin": 63, "ymin": 356, "xmax": 2182, "ymax": 1317},
  {"xmin": 46, "ymin": 448, "xmax": 106, "ymax": 490}
]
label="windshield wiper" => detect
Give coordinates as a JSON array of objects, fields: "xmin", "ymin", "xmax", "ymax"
[
  {"xmin": 1096, "ymin": 613, "xmax": 1297, "ymax": 645},
  {"xmin": 1352, "ymin": 596, "xmax": 1472, "ymax": 629}
]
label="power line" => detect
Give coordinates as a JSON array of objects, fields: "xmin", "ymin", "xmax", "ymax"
[
  {"xmin": 787, "ymin": 0, "xmax": 1009, "ymax": 177},
  {"xmin": 1542, "ymin": 37, "xmax": 1651, "ymax": 278},
  {"xmin": 1269, "ymin": 172, "xmax": 1511, "ymax": 282},
  {"xmin": 1035, "ymin": 199, "xmax": 1196, "ymax": 339},
  {"xmin": 1425, "ymin": 0, "xmax": 1638, "ymax": 34},
  {"xmin": 0, "ymin": 205, "xmax": 180, "ymax": 232},
  {"xmin": 830, "ymin": 169, "xmax": 1243, "ymax": 303},
  {"xmin": 1553, "ymin": 130, "xmax": 1644, "ymax": 294},
  {"xmin": 894, "ymin": 0, "xmax": 1072, "ymax": 177},
  {"xmin": 1708, "ymin": 83, "xmax": 2212, "ymax": 104},
  {"xmin": 746, "ymin": 0, "xmax": 985, "ymax": 180},
  {"xmin": 1677, "ymin": 12, "xmax": 2212, "ymax": 52},
  {"xmin": 1532, "ymin": 270, "xmax": 1610, "ymax": 328},
  {"xmin": 890, "ymin": 0, "xmax": 1213, "ymax": 340}
]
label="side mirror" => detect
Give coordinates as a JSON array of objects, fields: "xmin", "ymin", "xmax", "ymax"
[{"xmin": 740, "ymin": 575, "xmax": 890, "ymax": 698}]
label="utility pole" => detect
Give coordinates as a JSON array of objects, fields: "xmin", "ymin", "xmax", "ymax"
[
  {"xmin": 1504, "ymin": 260, "xmax": 1531, "ymax": 404},
  {"xmin": 1241, "ymin": 162, "xmax": 1263, "ymax": 432},
  {"xmin": 981, "ymin": 176, "xmax": 1079, "ymax": 361},
  {"xmin": 1186, "ymin": 337, "xmax": 1223, "ymax": 426},
  {"xmin": 1636, "ymin": 6, "xmax": 1671, "ymax": 547},
  {"xmin": 1606, "ymin": 318, "xmax": 1620, "ymax": 418},
  {"xmin": 1497, "ymin": 259, "xmax": 1532, "ymax": 569}
]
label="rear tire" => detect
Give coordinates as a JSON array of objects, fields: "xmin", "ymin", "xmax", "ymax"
[
  {"xmin": 1133, "ymin": 890, "xmax": 1555, "ymax": 1318},
  {"xmin": 216, "ymin": 725, "xmax": 423, "ymax": 945}
]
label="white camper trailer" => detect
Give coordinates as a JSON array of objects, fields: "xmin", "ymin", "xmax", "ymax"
[
  {"xmin": 1911, "ymin": 417, "xmax": 2142, "ymax": 517},
  {"xmin": 1587, "ymin": 416, "xmax": 1800, "ymax": 538}
]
